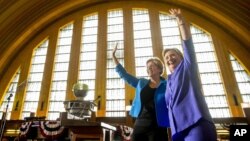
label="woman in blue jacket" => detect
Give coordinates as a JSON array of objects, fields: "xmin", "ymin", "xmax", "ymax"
[{"xmin": 112, "ymin": 44, "xmax": 170, "ymax": 141}]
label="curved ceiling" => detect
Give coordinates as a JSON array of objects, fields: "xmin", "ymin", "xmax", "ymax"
[{"xmin": 0, "ymin": 0, "xmax": 249, "ymax": 78}]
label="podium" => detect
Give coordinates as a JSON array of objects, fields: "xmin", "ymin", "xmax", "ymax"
[
  {"xmin": 62, "ymin": 85, "xmax": 114, "ymax": 140},
  {"xmin": 60, "ymin": 112, "xmax": 116, "ymax": 141}
]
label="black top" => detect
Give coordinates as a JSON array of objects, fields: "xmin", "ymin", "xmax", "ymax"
[{"xmin": 135, "ymin": 83, "xmax": 157, "ymax": 127}]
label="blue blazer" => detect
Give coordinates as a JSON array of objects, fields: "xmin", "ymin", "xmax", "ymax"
[{"xmin": 116, "ymin": 64, "xmax": 169, "ymax": 127}]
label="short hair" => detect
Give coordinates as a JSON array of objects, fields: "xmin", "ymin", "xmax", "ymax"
[
  {"xmin": 146, "ymin": 57, "xmax": 164, "ymax": 75},
  {"xmin": 162, "ymin": 48, "xmax": 184, "ymax": 60}
]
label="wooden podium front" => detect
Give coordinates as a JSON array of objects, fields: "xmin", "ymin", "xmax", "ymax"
[
  {"xmin": 60, "ymin": 112, "xmax": 116, "ymax": 141},
  {"xmin": 69, "ymin": 123, "xmax": 115, "ymax": 141}
]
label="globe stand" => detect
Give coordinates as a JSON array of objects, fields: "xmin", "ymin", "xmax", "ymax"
[{"xmin": 61, "ymin": 83, "xmax": 97, "ymax": 125}]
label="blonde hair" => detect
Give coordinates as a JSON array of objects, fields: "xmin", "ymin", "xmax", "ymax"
[
  {"xmin": 146, "ymin": 57, "xmax": 164, "ymax": 75},
  {"xmin": 162, "ymin": 48, "xmax": 184, "ymax": 60}
]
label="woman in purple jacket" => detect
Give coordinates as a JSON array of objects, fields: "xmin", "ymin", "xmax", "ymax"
[
  {"xmin": 112, "ymin": 44, "xmax": 169, "ymax": 141},
  {"xmin": 162, "ymin": 9, "xmax": 217, "ymax": 141}
]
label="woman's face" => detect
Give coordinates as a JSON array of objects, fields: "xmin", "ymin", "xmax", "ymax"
[
  {"xmin": 163, "ymin": 50, "xmax": 182, "ymax": 73},
  {"xmin": 146, "ymin": 61, "xmax": 161, "ymax": 77}
]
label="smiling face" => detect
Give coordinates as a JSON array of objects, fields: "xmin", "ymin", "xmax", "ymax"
[
  {"xmin": 146, "ymin": 61, "xmax": 161, "ymax": 77},
  {"xmin": 163, "ymin": 49, "xmax": 183, "ymax": 73},
  {"xmin": 146, "ymin": 58, "xmax": 164, "ymax": 78}
]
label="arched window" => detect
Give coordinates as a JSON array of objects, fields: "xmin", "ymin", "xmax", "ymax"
[
  {"xmin": 48, "ymin": 24, "xmax": 73, "ymax": 120},
  {"xmin": 0, "ymin": 70, "xmax": 20, "ymax": 120},
  {"xmin": 230, "ymin": 55, "xmax": 250, "ymax": 103},
  {"xmin": 106, "ymin": 9, "xmax": 125, "ymax": 117},
  {"xmin": 21, "ymin": 40, "xmax": 49, "ymax": 119},
  {"xmin": 133, "ymin": 9, "xmax": 154, "ymax": 78},
  {"xmin": 79, "ymin": 14, "xmax": 98, "ymax": 101}
]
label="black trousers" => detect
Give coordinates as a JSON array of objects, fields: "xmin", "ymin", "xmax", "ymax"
[{"xmin": 132, "ymin": 125, "xmax": 168, "ymax": 141}]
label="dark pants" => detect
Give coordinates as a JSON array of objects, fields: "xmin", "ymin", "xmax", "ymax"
[
  {"xmin": 172, "ymin": 119, "xmax": 217, "ymax": 141},
  {"xmin": 132, "ymin": 125, "xmax": 168, "ymax": 141}
]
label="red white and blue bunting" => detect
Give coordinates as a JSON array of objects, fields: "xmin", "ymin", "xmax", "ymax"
[
  {"xmin": 19, "ymin": 121, "xmax": 32, "ymax": 136},
  {"xmin": 39, "ymin": 121, "xmax": 64, "ymax": 138},
  {"xmin": 19, "ymin": 120, "xmax": 65, "ymax": 139}
]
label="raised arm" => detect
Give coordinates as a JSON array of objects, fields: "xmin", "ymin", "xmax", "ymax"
[
  {"xmin": 112, "ymin": 43, "xmax": 119, "ymax": 66},
  {"xmin": 112, "ymin": 43, "xmax": 140, "ymax": 88},
  {"xmin": 169, "ymin": 9, "xmax": 191, "ymax": 40}
]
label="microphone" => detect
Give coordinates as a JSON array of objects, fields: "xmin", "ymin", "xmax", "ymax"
[
  {"xmin": 7, "ymin": 84, "xmax": 14, "ymax": 101},
  {"xmin": 93, "ymin": 96, "xmax": 101, "ymax": 110},
  {"xmin": 7, "ymin": 93, "xmax": 13, "ymax": 100}
]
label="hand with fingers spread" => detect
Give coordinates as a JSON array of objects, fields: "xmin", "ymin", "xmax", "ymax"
[
  {"xmin": 112, "ymin": 43, "xmax": 119, "ymax": 65},
  {"xmin": 112, "ymin": 43, "xmax": 118, "ymax": 56},
  {"xmin": 169, "ymin": 8, "xmax": 182, "ymax": 18},
  {"xmin": 169, "ymin": 8, "xmax": 191, "ymax": 40}
]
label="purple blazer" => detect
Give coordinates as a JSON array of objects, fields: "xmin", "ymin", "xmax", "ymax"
[{"xmin": 165, "ymin": 39, "xmax": 213, "ymax": 135}]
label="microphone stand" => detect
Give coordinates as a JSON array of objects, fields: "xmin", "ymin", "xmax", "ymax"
[{"xmin": 0, "ymin": 93, "xmax": 13, "ymax": 141}]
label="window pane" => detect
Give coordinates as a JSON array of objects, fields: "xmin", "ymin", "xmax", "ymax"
[
  {"xmin": 191, "ymin": 26, "xmax": 230, "ymax": 117},
  {"xmin": 48, "ymin": 24, "xmax": 73, "ymax": 120},
  {"xmin": 133, "ymin": 9, "xmax": 153, "ymax": 78},
  {"xmin": 0, "ymin": 70, "xmax": 20, "ymax": 119},
  {"xmin": 22, "ymin": 40, "xmax": 49, "ymax": 119},
  {"xmin": 78, "ymin": 13, "xmax": 98, "ymax": 101},
  {"xmin": 230, "ymin": 55, "xmax": 250, "ymax": 103},
  {"xmin": 106, "ymin": 9, "xmax": 125, "ymax": 117}
]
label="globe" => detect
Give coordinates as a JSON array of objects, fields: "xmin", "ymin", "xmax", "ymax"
[{"xmin": 72, "ymin": 83, "xmax": 88, "ymax": 100}]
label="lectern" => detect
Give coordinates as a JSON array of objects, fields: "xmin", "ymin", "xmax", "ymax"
[
  {"xmin": 61, "ymin": 83, "xmax": 116, "ymax": 141},
  {"xmin": 60, "ymin": 112, "xmax": 116, "ymax": 141}
]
